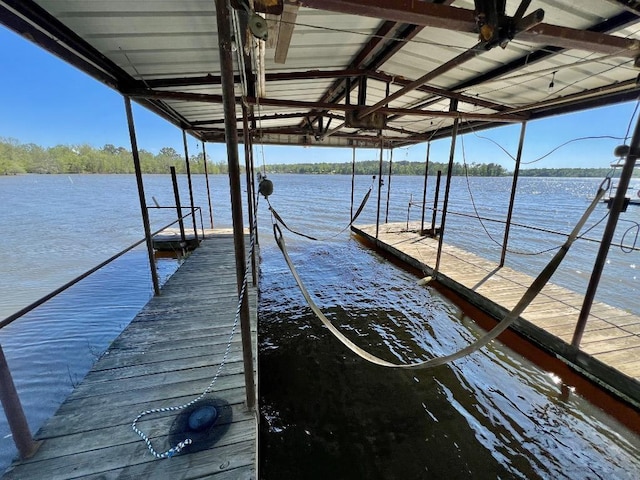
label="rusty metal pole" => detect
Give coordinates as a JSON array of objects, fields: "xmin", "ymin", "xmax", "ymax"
[
  {"xmin": 170, "ymin": 166, "xmax": 187, "ymax": 246},
  {"xmin": 351, "ymin": 146, "xmax": 356, "ymax": 220},
  {"xmin": 182, "ymin": 130, "xmax": 199, "ymax": 243},
  {"xmin": 248, "ymin": 116, "xmax": 259, "ymax": 247},
  {"xmin": 500, "ymin": 121, "xmax": 527, "ymax": 267},
  {"xmin": 375, "ymin": 138, "xmax": 384, "ymax": 238},
  {"xmin": 434, "ymin": 100, "xmax": 459, "ymax": 276},
  {"xmin": 215, "ymin": 0, "xmax": 255, "ymax": 410},
  {"xmin": 242, "ymin": 103, "xmax": 258, "ymax": 286},
  {"xmin": 572, "ymin": 124, "xmax": 640, "ymax": 347},
  {"xmin": 202, "ymin": 141, "xmax": 214, "ymax": 229},
  {"xmin": 431, "ymin": 170, "xmax": 442, "ymax": 235},
  {"xmin": 0, "ymin": 345, "xmax": 37, "ymax": 459},
  {"xmin": 421, "ymin": 142, "xmax": 431, "ymax": 233},
  {"xmin": 385, "ymin": 148, "xmax": 393, "ymax": 224},
  {"xmin": 124, "ymin": 96, "xmax": 160, "ymax": 295}
]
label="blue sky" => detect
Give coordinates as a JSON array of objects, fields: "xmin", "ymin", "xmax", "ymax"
[{"xmin": 1, "ymin": 25, "xmax": 638, "ymax": 171}]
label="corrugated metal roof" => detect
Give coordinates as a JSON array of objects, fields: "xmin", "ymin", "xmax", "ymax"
[{"xmin": 2, "ymin": 0, "xmax": 640, "ymax": 147}]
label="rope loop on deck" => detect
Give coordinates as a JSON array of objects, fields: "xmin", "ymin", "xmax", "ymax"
[
  {"xmin": 273, "ymin": 185, "xmax": 608, "ymax": 370},
  {"xmin": 131, "ymin": 226, "xmax": 256, "ymax": 459}
]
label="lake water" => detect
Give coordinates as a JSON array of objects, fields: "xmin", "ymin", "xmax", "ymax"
[{"xmin": 0, "ymin": 173, "xmax": 639, "ymax": 477}]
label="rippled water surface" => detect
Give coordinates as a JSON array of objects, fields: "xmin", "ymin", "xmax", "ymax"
[{"xmin": 1, "ymin": 173, "xmax": 639, "ymax": 477}]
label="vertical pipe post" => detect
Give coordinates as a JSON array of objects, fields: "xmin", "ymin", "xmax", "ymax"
[
  {"xmin": 420, "ymin": 142, "xmax": 431, "ymax": 233},
  {"xmin": 375, "ymin": 138, "xmax": 384, "ymax": 238},
  {"xmin": 385, "ymin": 148, "xmax": 393, "ymax": 224},
  {"xmin": 182, "ymin": 130, "xmax": 199, "ymax": 243},
  {"xmin": 124, "ymin": 96, "xmax": 160, "ymax": 295},
  {"xmin": 431, "ymin": 170, "xmax": 442, "ymax": 236},
  {"xmin": 248, "ymin": 116, "xmax": 259, "ymax": 247},
  {"xmin": 242, "ymin": 103, "xmax": 258, "ymax": 286},
  {"xmin": 434, "ymin": 100, "xmax": 459, "ymax": 276},
  {"xmin": 0, "ymin": 345, "xmax": 36, "ymax": 459},
  {"xmin": 215, "ymin": 0, "xmax": 255, "ymax": 410},
  {"xmin": 202, "ymin": 141, "xmax": 214, "ymax": 229},
  {"xmin": 500, "ymin": 121, "xmax": 527, "ymax": 267},
  {"xmin": 170, "ymin": 166, "xmax": 187, "ymax": 246},
  {"xmin": 350, "ymin": 146, "xmax": 356, "ymax": 220},
  {"xmin": 572, "ymin": 123, "xmax": 640, "ymax": 347}
]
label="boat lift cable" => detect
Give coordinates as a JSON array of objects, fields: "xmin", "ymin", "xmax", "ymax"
[
  {"xmin": 273, "ymin": 180, "xmax": 609, "ymax": 369},
  {"xmin": 131, "ymin": 210, "xmax": 258, "ymax": 459},
  {"xmin": 265, "ymin": 178, "xmax": 374, "ymax": 242}
]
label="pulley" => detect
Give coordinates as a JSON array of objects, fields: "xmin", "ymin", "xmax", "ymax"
[
  {"xmin": 248, "ymin": 13, "xmax": 268, "ymax": 41},
  {"xmin": 258, "ymin": 173, "xmax": 274, "ymax": 198}
]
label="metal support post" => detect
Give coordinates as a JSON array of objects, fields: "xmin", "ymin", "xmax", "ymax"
[
  {"xmin": 182, "ymin": 130, "xmax": 199, "ymax": 243},
  {"xmin": 351, "ymin": 146, "xmax": 356, "ymax": 220},
  {"xmin": 431, "ymin": 170, "xmax": 442, "ymax": 236},
  {"xmin": 170, "ymin": 166, "xmax": 187, "ymax": 247},
  {"xmin": 434, "ymin": 99, "xmax": 459, "ymax": 276},
  {"xmin": 500, "ymin": 121, "xmax": 527, "ymax": 267},
  {"xmin": 385, "ymin": 148, "xmax": 393, "ymax": 224},
  {"xmin": 215, "ymin": 0, "xmax": 255, "ymax": 410},
  {"xmin": 242, "ymin": 103, "xmax": 257, "ymax": 286},
  {"xmin": 124, "ymin": 96, "xmax": 160, "ymax": 295},
  {"xmin": 202, "ymin": 141, "xmax": 214, "ymax": 229},
  {"xmin": 572, "ymin": 120, "xmax": 640, "ymax": 347},
  {"xmin": 0, "ymin": 345, "xmax": 37, "ymax": 459},
  {"xmin": 375, "ymin": 138, "xmax": 384, "ymax": 238},
  {"xmin": 420, "ymin": 142, "xmax": 431, "ymax": 233}
]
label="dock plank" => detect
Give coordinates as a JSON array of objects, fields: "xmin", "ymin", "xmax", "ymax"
[
  {"xmin": 2, "ymin": 234, "xmax": 258, "ymax": 479},
  {"xmin": 353, "ymin": 223, "xmax": 640, "ymax": 407}
]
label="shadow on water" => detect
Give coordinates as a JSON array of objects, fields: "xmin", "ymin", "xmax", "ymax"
[{"xmin": 258, "ymin": 238, "xmax": 640, "ymax": 480}]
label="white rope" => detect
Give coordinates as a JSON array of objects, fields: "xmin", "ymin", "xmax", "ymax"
[
  {"xmin": 273, "ymin": 181, "xmax": 608, "ymax": 370},
  {"xmin": 132, "ymin": 233, "xmax": 255, "ymax": 459}
]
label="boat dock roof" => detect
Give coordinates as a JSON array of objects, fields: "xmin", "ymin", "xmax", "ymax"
[{"xmin": 2, "ymin": 234, "xmax": 258, "ymax": 480}]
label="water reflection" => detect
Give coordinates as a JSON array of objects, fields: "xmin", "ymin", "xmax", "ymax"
[{"xmin": 259, "ymin": 238, "xmax": 640, "ymax": 479}]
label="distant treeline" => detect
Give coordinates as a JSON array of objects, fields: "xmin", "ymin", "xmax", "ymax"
[
  {"xmin": 0, "ymin": 138, "xmax": 616, "ymax": 178},
  {"xmin": 266, "ymin": 160, "xmax": 613, "ymax": 178},
  {"xmin": 0, "ymin": 138, "xmax": 227, "ymax": 175}
]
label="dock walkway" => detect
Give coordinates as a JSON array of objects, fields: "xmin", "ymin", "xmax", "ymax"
[
  {"xmin": 353, "ymin": 223, "xmax": 640, "ymax": 407},
  {"xmin": 2, "ymin": 234, "xmax": 257, "ymax": 479}
]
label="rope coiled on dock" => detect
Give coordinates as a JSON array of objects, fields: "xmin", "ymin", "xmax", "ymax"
[
  {"xmin": 131, "ymin": 231, "xmax": 255, "ymax": 459},
  {"xmin": 273, "ymin": 181, "xmax": 609, "ymax": 369}
]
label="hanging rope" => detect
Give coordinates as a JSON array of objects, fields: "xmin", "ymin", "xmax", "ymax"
[
  {"xmin": 132, "ymin": 223, "xmax": 257, "ymax": 459},
  {"xmin": 273, "ymin": 180, "xmax": 608, "ymax": 369}
]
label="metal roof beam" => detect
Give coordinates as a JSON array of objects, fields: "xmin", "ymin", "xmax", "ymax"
[
  {"xmin": 125, "ymin": 88, "xmax": 526, "ymax": 122},
  {"xmin": 604, "ymin": 1, "xmax": 640, "ymax": 16},
  {"xmin": 141, "ymin": 69, "xmax": 367, "ymax": 88},
  {"xmin": 301, "ymin": 0, "xmax": 640, "ymax": 56}
]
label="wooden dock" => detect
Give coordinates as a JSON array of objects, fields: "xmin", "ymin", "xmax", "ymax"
[
  {"xmin": 2, "ymin": 234, "xmax": 258, "ymax": 479},
  {"xmin": 353, "ymin": 223, "xmax": 640, "ymax": 408}
]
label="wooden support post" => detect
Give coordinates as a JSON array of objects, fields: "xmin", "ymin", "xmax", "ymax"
[
  {"xmin": 500, "ymin": 121, "xmax": 527, "ymax": 267},
  {"xmin": 182, "ymin": 130, "xmax": 199, "ymax": 243},
  {"xmin": 215, "ymin": 0, "xmax": 255, "ymax": 411},
  {"xmin": 202, "ymin": 141, "xmax": 214, "ymax": 229},
  {"xmin": 572, "ymin": 118, "xmax": 640, "ymax": 347},
  {"xmin": 124, "ymin": 96, "xmax": 160, "ymax": 296},
  {"xmin": 0, "ymin": 345, "xmax": 37, "ymax": 459},
  {"xmin": 420, "ymin": 142, "xmax": 431, "ymax": 233},
  {"xmin": 434, "ymin": 99, "xmax": 459, "ymax": 276}
]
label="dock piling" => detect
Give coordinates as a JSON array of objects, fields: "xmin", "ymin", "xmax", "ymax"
[{"xmin": 170, "ymin": 166, "xmax": 187, "ymax": 249}]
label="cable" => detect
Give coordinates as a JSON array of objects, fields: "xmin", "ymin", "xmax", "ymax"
[{"xmin": 272, "ymin": 182, "xmax": 607, "ymax": 369}]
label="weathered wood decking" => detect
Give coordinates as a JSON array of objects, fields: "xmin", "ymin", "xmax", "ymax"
[
  {"xmin": 3, "ymin": 234, "xmax": 257, "ymax": 479},
  {"xmin": 353, "ymin": 223, "xmax": 640, "ymax": 408}
]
